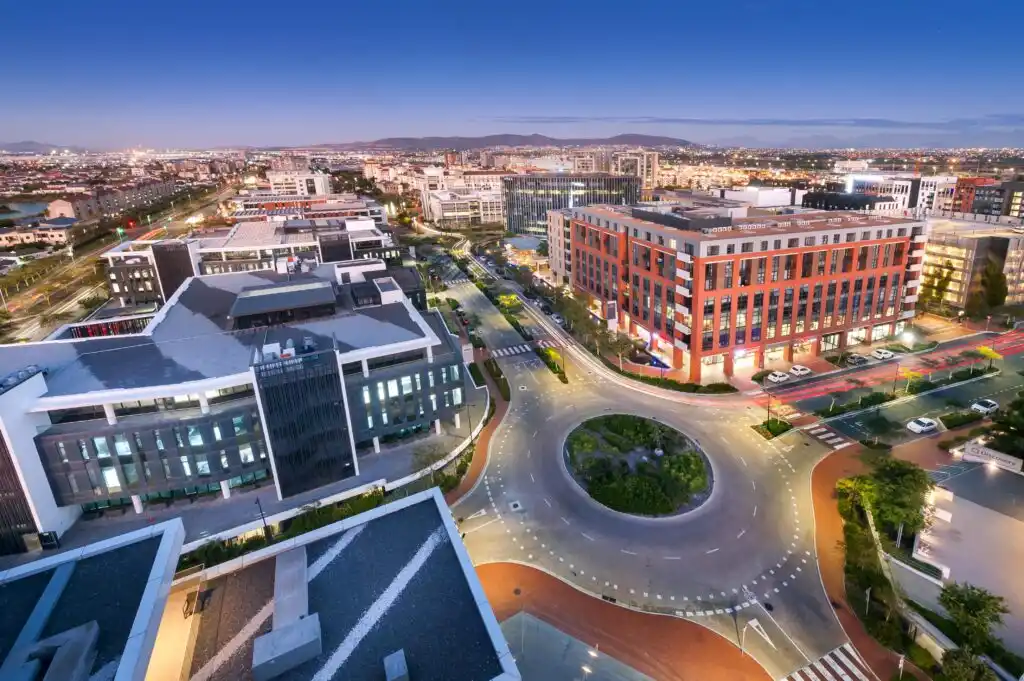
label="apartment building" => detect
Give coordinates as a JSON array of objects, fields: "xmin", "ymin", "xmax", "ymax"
[
  {"xmin": 227, "ymin": 192, "xmax": 388, "ymax": 225},
  {"xmin": 266, "ymin": 170, "xmax": 332, "ymax": 196},
  {"xmin": 951, "ymin": 177, "xmax": 999, "ymax": 213},
  {"xmin": 546, "ymin": 208, "xmax": 572, "ymax": 285},
  {"xmin": 569, "ymin": 207, "xmax": 925, "ymax": 383},
  {"xmin": 503, "ymin": 174, "xmax": 641, "ymax": 236},
  {"xmin": 614, "ymin": 152, "xmax": 659, "ymax": 189},
  {"xmin": 46, "ymin": 180, "xmax": 176, "ymax": 221},
  {"xmin": 845, "ymin": 174, "xmax": 957, "ymax": 212},
  {"xmin": 923, "ymin": 218, "xmax": 1024, "ymax": 309}
]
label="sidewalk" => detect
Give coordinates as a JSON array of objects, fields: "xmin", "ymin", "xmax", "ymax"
[
  {"xmin": 811, "ymin": 448, "xmax": 930, "ymax": 681},
  {"xmin": 477, "ymin": 563, "xmax": 771, "ymax": 681},
  {"xmin": 446, "ymin": 365, "xmax": 508, "ymax": 505}
]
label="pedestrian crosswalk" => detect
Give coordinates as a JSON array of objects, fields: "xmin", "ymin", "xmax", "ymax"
[
  {"xmin": 444, "ymin": 276, "xmax": 470, "ymax": 286},
  {"xmin": 803, "ymin": 424, "xmax": 852, "ymax": 451},
  {"xmin": 491, "ymin": 340, "xmax": 556, "ymax": 358},
  {"xmin": 784, "ymin": 643, "xmax": 873, "ymax": 681}
]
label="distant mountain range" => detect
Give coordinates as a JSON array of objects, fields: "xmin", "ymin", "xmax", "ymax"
[
  {"xmin": 309, "ymin": 133, "xmax": 698, "ymax": 151},
  {"xmin": 0, "ymin": 141, "xmax": 88, "ymax": 154}
]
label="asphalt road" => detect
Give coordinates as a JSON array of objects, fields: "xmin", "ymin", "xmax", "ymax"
[{"xmin": 446, "ymin": 253, "xmax": 850, "ymax": 679}]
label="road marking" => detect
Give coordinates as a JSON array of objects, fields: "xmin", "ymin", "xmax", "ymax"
[
  {"xmin": 737, "ymin": 529, "xmax": 746, "ymax": 539},
  {"xmin": 530, "ymin": 473, "xmax": 535, "ymax": 483},
  {"xmin": 621, "ymin": 549, "xmax": 637, "ymax": 555},
  {"xmin": 751, "ymin": 480, "xmax": 756, "ymax": 490},
  {"xmin": 705, "ymin": 548, "xmax": 719, "ymax": 554},
  {"xmin": 532, "ymin": 430, "xmax": 538, "ymax": 437},
  {"xmin": 581, "ymin": 533, "xmax": 595, "ymax": 541},
  {"xmin": 543, "ymin": 498, "xmax": 551, "ymax": 507},
  {"xmin": 561, "ymin": 517, "xmax": 570, "ymax": 525},
  {"xmin": 663, "ymin": 556, "xmax": 681, "ymax": 560},
  {"xmin": 753, "ymin": 505, "xmax": 758, "ymax": 517},
  {"xmin": 464, "ymin": 518, "xmax": 499, "ymax": 534},
  {"xmin": 740, "ymin": 456, "xmax": 748, "ymax": 467}
]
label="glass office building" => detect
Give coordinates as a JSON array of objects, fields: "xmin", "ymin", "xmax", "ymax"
[{"xmin": 503, "ymin": 174, "xmax": 641, "ymax": 236}]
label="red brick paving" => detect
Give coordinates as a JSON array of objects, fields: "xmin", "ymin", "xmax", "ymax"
[
  {"xmin": 477, "ymin": 563, "xmax": 772, "ymax": 681},
  {"xmin": 445, "ymin": 358, "xmax": 507, "ymax": 505}
]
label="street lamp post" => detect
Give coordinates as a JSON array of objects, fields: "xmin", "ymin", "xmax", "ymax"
[
  {"xmin": 255, "ymin": 497, "xmax": 270, "ymax": 542},
  {"xmin": 891, "ymin": 361, "xmax": 901, "ymax": 394}
]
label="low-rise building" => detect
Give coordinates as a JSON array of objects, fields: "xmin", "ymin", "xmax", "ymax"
[
  {"xmin": 423, "ymin": 188, "xmax": 504, "ymax": 227},
  {"xmin": 951, "ymin": 177, "xmax": 999, "ymax": 214},
  {"xmin": 227, "ymin": 193, "xmax": 387, "ymax": 226},
  {"xmin": 46, "ymin": 180, "xmax": 176, "ymax": 221},
  {"xmin": 801, "ymin": 192, "xmax": 900, "ymax": 212},
  {"xmin": 266, "ymin": 170, "xmax": 332, "ymax": 196}
]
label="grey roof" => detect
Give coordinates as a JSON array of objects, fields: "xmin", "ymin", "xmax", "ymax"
[
  {"xmin": 187, "ymin": 494, "xmax": 510, "ymax": 681},
  {"xmin": 0, "ymin": 268, "xmax": 433, "ymax": 399},
  {"xmin": 228, "ymin": 280, "xmax": 338, "ymax": 319}
]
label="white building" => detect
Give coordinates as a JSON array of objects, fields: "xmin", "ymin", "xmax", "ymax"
[
  {"xmin": 614, "ymin": 151, "xmax": 659, "ymax": 188},
  {"xmin": 546, "ymin": 208, "xmax": 572, "ymax": 285},
  {"xmin": 845, "ymin": 174, "xmax": 957, "ymax": 213},
  {"xmin": 266, "ymin": 170, "xmax": 332, "ymax": 196},
  {"xmin": 833, "ymin": 160, "xmax": 871, "ymax": 173},
  {"xmin": 719, "ymin": 186, "xmax": 804, "ymax": 207},
  {"xmin": 423, "ymin": 188, "xmax": 504, "ymax": 227}
]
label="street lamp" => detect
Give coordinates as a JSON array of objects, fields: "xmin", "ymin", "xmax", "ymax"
[
  {"xmin": 581, "ymin": 665, "xmax": 593, "ymax": 681},
  {"xmin": 255, "ymin": 497, "xmax": 270, "ymax": 542}
]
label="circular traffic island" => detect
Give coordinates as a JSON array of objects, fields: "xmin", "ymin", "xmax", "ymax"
[{"xmin": 564, "ymin": 414, "xmax": 712, "ymax": 517}]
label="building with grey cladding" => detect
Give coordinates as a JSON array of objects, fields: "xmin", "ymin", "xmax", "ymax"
[{"xmin": 0, "ymin": 259, "xmax": 469, "ymax": 556}]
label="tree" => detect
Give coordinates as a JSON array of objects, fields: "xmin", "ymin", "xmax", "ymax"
[
  {"xmin": 412, "ymin": 444, "xmax": 448, "ymax": 485},
  {"xmin": 607, "ymin": 332, "xmax": 634, "ymax": 370},
  {"xmin": 976, "ymin": 345, "xmax": 1002, "ymax": 370},
  {"xmin": 867, "ymin": 457, "xmax": 932, "ymax": 535},
  {"xmin": 980, "ymin": 261, "xmax": 1008, "ymax": 309},
  {"xmin": 937, "ymin": 647, "xmax": 997, "ymax": 681},
  {"xmin": 940, "ymin": 582, "xmax": 1010, "ymax": 652},
  {"xmin": 960, "ymin": 349, "xmax": 985, "ymax": 372},
  {"xmin": 989, "ymin": 398, "xmax": 1024, "ymax": 456},
  {"xmin": 536, "ymin": 240, "xmax": 549, "ymax": 256}
]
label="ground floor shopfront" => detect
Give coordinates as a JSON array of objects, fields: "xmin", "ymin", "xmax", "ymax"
[{"xmin": 669, "ymin": 319, "xmax": 907, "ymax": 384}]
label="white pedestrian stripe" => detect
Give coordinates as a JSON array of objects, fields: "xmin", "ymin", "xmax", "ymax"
[
  {"xmin": 784, "ymin": 643, "xmax": 872, "ymax": 681},
  {"xmin": 444, "ymin": 277, "xmax": 469, "ymax": 286},
  {"xmin": 492, "ymin": 343, "xmax": 535, "ymax": 357}
]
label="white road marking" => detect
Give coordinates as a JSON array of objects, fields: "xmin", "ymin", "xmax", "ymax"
[
  {"xmin": 621, "ymin": 549, "xmax": 637, "ymax": 555},
  {"xmin": 464, "ymin": 517, "xmax": 500, "ymax": 534},
  {"xmin": 530, "ymin": 473, "xmax": 535, "ymax": 483},
  {"xmin": 581, "ymin": 533, "xmax": 595, "ymax": 541},
  {"xmin": 663, "ymin": 556, "xmax": 681, "ymax": 560},
  {"xmin": 561, "ymin": 517, "xmax": 570, "ymax": 525},
  {"xmin": 751, "ymin": 480, "xmax": 756, "ymax": 490},
  {"xmin": 740, "ymin": 456, "xmax": 748, "ymax": 467},
  {"xmin": 543, "ymin": 498, "xmax": 551, "ymax": 507},
  {"xmin": 737, "ymin": 529, "xmax": 746, "ymax": 539},
  {"xmin": 705, "ymin": 548, "xmax": 719, "ymax": 554},
  {"xmin": 753, "ymin": 505, "xmax": 758, "ymax": 517}
]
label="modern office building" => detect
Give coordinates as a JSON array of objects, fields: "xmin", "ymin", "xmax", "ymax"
[
  {"xmin": 266, "ymin": 170, "xmax": 332, "ymax": 196},
  {"xmin": 227, "ymin": 192, "xmax": 388, "ymax": 225},
  {"xmin": 0, "ymin": 258, "xmax": 468, "ymax": 555},
  {"xmin": 923, "ymin": 218, "xmax": 1024, "ymax": 309},
  {"xmin": 502, "ymin": 173, "xmax": 641, "ymax": 236},
  {"xmin": 546, "ymin": 208, "xmax": 572, "ymax": 285},
  {"xmin": 614, "ymin": 152, "xmax": 659, "ymax": 188},
  {"xmin": 423, "ymin": 188, "xmax": 504, "ymax": 227},
  {"xmin": 801, "ymin": 192, "xmax": 900, "ymax": 212},
  {"xmin": 717, "ymin": 185, "xmax": 806, "ymax": 208},
  {"xmin": 844, "ymin": 174, "xmax": 957, "ymax": 212},
  {"xmin": 569, "ymin": 207, "xmax": 925, "ymax": 383},
  {"xmin": 100, "ymin": 219, "xmax": 405, "ymax": 308}
]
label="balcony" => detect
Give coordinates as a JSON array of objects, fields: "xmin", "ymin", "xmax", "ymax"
[
  {"xmin": 674, "ymin": 336, "xmax": 689, "ymax": 351},
  {"xmin": 904, "ymin": 294, "xmax": 919, "ymax": 304},
  {"xmin": 913, "ymin": 234, "xmax": 928, "ymax": 243},
  {"xmin": 900, "ymin": 309, "xmax": 916, "ymax": 319},
  {"xmin": 678, "ymin": 323, "xmax": 692, "ymax": 335},
  {"xmin": 677, "ymin": 251, "xmax": 693, "ymax": 264},
  {"xmin": 676, "ymin": 304, "xmax": 690, "ymax": 317},
  {"xmin": 675, "ymin": 283, "xmax": 691, "ymax": 298},
  {"xmin": 678, "ymin": 269, "xmax": 692, "ymax": 281},
  {"xmin": 908, "ymin": 262, "xmax": 924, "ymax": 272}
]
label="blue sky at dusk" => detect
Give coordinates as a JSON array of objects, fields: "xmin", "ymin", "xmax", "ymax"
[{"xmin": 5, "ymin": 0, "xmax": 1024, "ymax": 149}]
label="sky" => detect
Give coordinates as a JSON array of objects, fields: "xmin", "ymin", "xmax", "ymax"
[{"xmin": 4, "ymin": 0, "xmax": 1024, "ymax": 150}]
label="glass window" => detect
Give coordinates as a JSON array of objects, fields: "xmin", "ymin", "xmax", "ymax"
[
  {"xmin": 155, "ymin": 431, "xmax": 166, "ymax": 452},
  {"xmin": 362, "ymin": 386, "xmax": 371, "ymax": 405},
  {"xmin": 387, "ymin": 379, "xmax": 399, "ymax": 398},
  {"xmin": 400, "ymin": 376, "xmax": 413, "ymax": 395},
  {"xmin": 102, "ymin": 467, "xmax": 121, "ymax": 493},
  {"xmin": 77, "ymin": 439, "xmax": 90, "ymax": 460},
  {"xmin": 232, "ymin": 416, "xmax": 247, "ymax": 436},
  {"xmin": 195, "ymin": 454, "xmax": 211, "ymax": 476},
  {"xmin": 453, "ymin": 387, "xmax": 463, "ymax": 405},
  {"xmin": 213, "ymin": 425, "xmax": 223, "ymax": 441},
  {"xmin": 377, "ymin": 382, "xmax": 386, "ymax": 401},
  {"xmin": 430, "ymin": 393, "xmax": 438, "ymax": 411},
  {"xmin": 187, "ymin": 426, "xmax": 204, "ymax": 447},
  {"xmin": 113, "ymin": 434, "xmax": 132, "ymax": 457},
  {"xmin": 67, "ymin": 473, "xmax": 79, "ymax": 494},
  {"xmin": 92, "ymin": 437, "xmax": 111, "ymax": 458},
  {"xmin": 57, "ymin": 442, "xmax": 68, "ymax": 464},
  {"xmin": 239, "ymin": 444, "xmax": 255, "ymax": 464},
  {"xmin": 220, "ymin": 452, "xmax": 230, "ymax": 470},
  {"xmin": 123, "ymin": 463, "xmax": 139, "ymax": 485},
  {"xmin": 428, "ymin": 371, "xmax": 435, "ymax": 388},
  {"xmin": 414, "ymin": 374, "xmax": 422, "ymax": 391},
  {"xmin": 452, "ymin": 364, "xmax": 460, "ymax": 381}
]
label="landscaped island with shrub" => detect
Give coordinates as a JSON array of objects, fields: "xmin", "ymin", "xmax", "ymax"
[{"xmin": 565, "ymin": 414, "xmax": 710, "ymax": 516}]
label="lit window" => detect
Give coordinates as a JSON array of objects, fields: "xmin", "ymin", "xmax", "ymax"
[
  {"xmin": 239, "ymin": 444, "xmax": 255, "ymax": 464},
  {"xmin": 232, "ymin": 416, "xmax": 247, "ymax": 436},
  {"xmin": 430, "ymin": 393, "xmax": 438, "ymax": 411},
  {"xmin": 92, "ymin": 437, "xmax": 111, "ymax": 458},
  {"xmin": 102, "ymin": 468, "xmax": 121, "ymax": 493},
  {"xmin": 187, "ymin": 426, "xmax": 204, "ymax": 447},
  {"xmin": 387, "ymin": 380, "xmax": 399, "ymax": 398},
  {"xmin": 453, "ymin": 387, "xmax": 463, "ymax": 405},
  {"xmin": 213, "ymin": 425, "xmax": 223, "ymax": 441},
  {"xmin": 362, "ymin": 386, "xmax": 371, "ymax": 405},
  {"xmin": 113, "ymin": 434, "xmax": 132, "ymax": 457},
  {"xmin": 401, "ymin": 376, "xmax": 413, "ymax": 395},
  {"xmin": 195, "ymin": 455, "xmax": 211, "ymax": 476}
]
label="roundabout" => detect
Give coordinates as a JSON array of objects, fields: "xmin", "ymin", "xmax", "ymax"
[{"xmin": 562, "ymin": 414, "xmax": 713, "ymax": 518}]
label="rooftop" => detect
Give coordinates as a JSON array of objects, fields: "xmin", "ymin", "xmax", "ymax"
[
  {"xmin": 176, "ymin": 490, "xmax": 517, "ymax": 681},
  {"xmin": 0, "ymin": 519, "xmax": 183, "ymax": 680}
]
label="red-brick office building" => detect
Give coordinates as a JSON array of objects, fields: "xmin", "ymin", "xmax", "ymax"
[{"xmin": 565, "ymin": 206, "xmax": 927, "ymax": 383}]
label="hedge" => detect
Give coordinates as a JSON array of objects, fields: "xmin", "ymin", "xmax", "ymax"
[
  {"xmin": 595, "ymin": 355, "xmax": 737, "ymax": 394},
  {"xmin": 536, "ymin": 347, "xmax": 569, "ymax": 383},
  {"xmin": 817, "ymin": 391, "xmax": 895, "ymax": 417},
  {"xmin": 859, "ymin": 439, "xmax": 893, "ymax": 451},
  {"xmin": 468, "ymin": 362, "xmax": 485, "ymax": 388},
  {"xmin": 939, "ymin": 410, "xmax": 983, "ymax": 429},
  {"xmin": 751, "ymin": 369, "xmax": 773, "ymax": 382},
  {"xmin": 752, "ymin": 418, "xmax": 792, "ymax": 439},
  {"xmin": 484, "ymin": 358, "xmax": 511, "ymax": 400}
]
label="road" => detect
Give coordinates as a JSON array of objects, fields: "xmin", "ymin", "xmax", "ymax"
[{"xmin": 447, "ymin": 247, "xmax": 850, "ymax": 679}]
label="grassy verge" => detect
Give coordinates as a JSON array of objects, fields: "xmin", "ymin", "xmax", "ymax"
[
  {"xmin": 752, "ymin": 418, "xmax": 792, "ymax": 440},
  {"xmin": 468, "ymin": 362, "xmax": 485, "ymax": 388},
  {"xmin": 939, "ymin": 410, "xmax": 984, "ymax": 429},
  {"xmin": 484, "ymin": 358, "xmax": 511, "ymax": 400},
  {"xmin": 536, "ymin": 347, "xmax": 568, "ymax": 383},
  {"xmin": 595, "ymin": 354, "xmax": 737, "ymax": 393},
  {"xmin": 817, "ymin": 391, "xmax": 896, "ymax": 417}
]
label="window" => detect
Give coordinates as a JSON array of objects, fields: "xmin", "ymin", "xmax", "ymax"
[
  {"xmin": 707, "ymin": 245, "xmax": 720, "ymax": 256},
  {"xmin": 387, "ymin": 379, "xmax": 399, "ymax": 397},
  {"xmin": 57, "ymin": 442, "xmax": 68, "ymax": 464},
  {"xmin": 187, "ymin": 426, "xmax": 204, "ymax": 447},
  {"xmin": 453, "ymin": 387, "xmax": 463, "ymax": 405},
  {"xmin": 123, "ymin": 463, "xmax": 139, "ymax": 485},
  {"xmin": 362, "ymin": 386, "xmax": 371, "ymax": 404},
  {"xmin": 804, "ymin": 236, "xmax": 815, "ymax": 246},
  {"xmin": 239, "ymin": 444, "xmax": 255, "ymax": 464},
  {"xmin": 113, "ymin": 434, "xmax": 132, "ymax": 457},
  {"xmin": 726, "ymin": 244, "xmax": 735, "ymax": 254},
  {"xmin": 102, "ymin": 468, "xmax": 121, "ymax": 493},
  {"xmin": 430, "ymin": 393, "xmax": 438, "ymax": 411},
  {"xmin": 77, "ymin": 439, "xmax": 90, "ymax": 460},
  {"xmin": 741, "ymin": 242, "xmax": 753, "ymax": 253},
  {"xmin": 400, "ymin": 376, "xmax": 413, "ymax": 395},
  {"xmin": 232, "ymin": 415, "xmax": 248, "ymax": 436},
  {"xmin": 92, "ymin": 437, "xmax": 110, "ymax": 458},
  {"xmin": 220, "ymin": 452, "xmax": 230, "ymax": 470},
  {"xmin": 195, "ymin": 454, "xmax": 211, "ymax": 476}
]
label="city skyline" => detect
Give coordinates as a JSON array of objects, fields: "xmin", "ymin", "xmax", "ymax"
[{"xmin": 6, "ymin": 0, "xmax": 1024, "ymax": 150}]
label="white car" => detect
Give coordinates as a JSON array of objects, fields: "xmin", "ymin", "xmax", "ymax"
[
  {"xmin": 790, "ymin": 364, "xmax": 812, "ymax": 377},
  {"xmin": 970, "ymin": 399, "xmax": 999, "ymax": 416},
  {"xmin": 871, "ymin": 348, "xmax": 895, "ymax": 360},
  {"xmin": 906, "ymin": 417, "xmax": 938, "ymax": 434},
  {"xmin": 551, "ymin": 313, "xmax": 565, "ymax": 326},
  {"xmin": 766, "ymin": 371, "xmax": 790, "ymax": 384}
]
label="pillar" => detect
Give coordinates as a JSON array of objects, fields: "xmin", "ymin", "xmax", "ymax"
[
  {"xmin": 372, "ymin": 436, "xmax": 380, "ymax": 454},
  {"xmin": 723, "ymin": 352, "xmax": 734, "ymax": 377},
  {"xmin": 103, "ymin": 404, "xmax": 117, "ymax": 426},
  {"xmin": 199, "ymin": 394, "xmax": 210, "ymax": 415},
  {"xmin": 434, "ymin": 418, "xmax": 442, "ymax": 435},
  {"xmin": 756, "ymin": 348, "xmax": 765, "ymax": 369},
  {"xmin": 783, "ymin": 343, "xmax": 794, "ymax": 363},
  {"xmin": 454, "ymin": 412, "xmax": 461, "ymax": 430},
  {"xmin": 811, "ymin": 337, "xmax": 822, "ymax": 357},
  {"xmin": 838, "ymin": 332, "xmax": 848, "ymax": 350},
  {"xmin": 220, "ymin": 479, "xmax": 231, "ymax": 499},
  {"xmin": 131, "ymin": 495, "xmax": 143, "ymax": 514}
]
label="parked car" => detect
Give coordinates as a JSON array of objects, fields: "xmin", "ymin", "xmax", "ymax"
[
  {"xmin": 551, "ymin": 313, "xmax": 565, "ymax": 326},
  {"xmin": 540, "ymin": 304, "xmax": 552, "ymax": 315},
  {"xmin": 871, "ymin": 348, "xmax": 895, "ymax": 360},
  {"xmin": 970, "ymin": 399, "xmax": 1000, "ymax": 416},
  {"xmin": 906, "ymin": 417, "xmax": 938, "ymax": 434},
  {"xmin": 766, "ymin": 371, "xmax": 790, "ymax": 384},
  {"xmin": 789, "ymin": 364, "xmax": 812, "ymax": 377},
  {"xmin": 846, "ymin": 354, "xmax": 869, "ymax": 366}
]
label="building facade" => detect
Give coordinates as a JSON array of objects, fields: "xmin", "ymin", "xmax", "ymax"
[
  {"xmin": 546, "ymin": 209, "xmax": 572, "ymax": 285},
  {"xmin": 569, "ymin": 207, "xmax": 925, "ymax": 383},
  {"xmin": 844, "ymin": 174, "xmax": 957, "ymax": 213},
  {"xmin": 951, "ymin": 177, "xmax": 999, "ymax": 214},
  {"xmin": 423, "ymin": 188, "xmax": 504, "ymax": 227},
  {"xmin": 266, "ymin": 170, "xmax": 332, "ymax": 196},
  {"xmin": 0, "ymin": 260, "xmax": 469, "ymax": 555},
  {"xmin": 46, "ymin": 180, "xmax": 176, "ymax": 221},
  {"xmin": 502, "ymin": 174, "xmax": 641, "ymax": 236}
]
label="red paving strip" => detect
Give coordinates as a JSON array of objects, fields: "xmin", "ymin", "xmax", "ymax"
[
  {"xmin": 812, "ymin": 448, "xmax": 930, "ymax": 681},
  {"xmin": 477, "ymin": 563, "xmax": 772, "ymax": 681},
  {"xmin": 445, "ymin": 361, "xmax": 508, "ymax": 505}
]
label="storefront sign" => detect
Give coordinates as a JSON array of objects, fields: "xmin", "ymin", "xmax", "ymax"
[{"xmin": 962, "ymin": 442, "xmax": 1024, "ymax": 473}]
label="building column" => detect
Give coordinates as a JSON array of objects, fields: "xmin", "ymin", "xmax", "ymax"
[
  {"xmin": 434, "ymin": 418, "xmax": 441, "ymax": 435},
  {"xmin": 454, "ymin": 412, "xmax": 461, "ymax": 430},
  {"xmin": 811, "ymin": 337, "xmax": 822, "ymax": 357},
  {"xmin": 199, "ymin": 394, "xmax": 210, "ymax": 415},
  {"xmin": 103, "ymin": 404, "xmax": 117, "ymax": 426},
  {"xmin": 688, "ymin": 357, "xmax": 702, "ymax": 384},
  {"xmin": 361, "ymin": 358, "xmax": 369, "ymax": 378},
  {"xmin": 783, "ymin": 343, "xmax": 794, "ymax": 363},
  {"xmin": 756, "ymin": 348, "xmax": 765, "ymax": 369},
  {"xmin": 723, "ymin": 352, "xmax": 734, "ymax": 377},
  {"xmin": 837, "ymin": 332, "xmax": 848, "ymax": 350},
  {"xmin": 131, "ymin": 495, "xmax": 143, "ymax": 514},
  {"xmin": 372, "ymin": 436, "xmax": 380, "ymax": 453},
  {"xmin": 220, "ymin": 480, "xmax": 231, "ymax": 499}
]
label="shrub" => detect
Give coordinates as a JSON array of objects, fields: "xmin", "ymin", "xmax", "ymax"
[
  {"xmin": 937, "ymin": 435, "xmax": 969, "ymax": 451},
  {"xmin": 536, "ymin": 347, "xmax": 568, "ymax": 382},
  {"xmin": 446, "ymin": 297, "xmax": 461, "ymax": 310},
  {"xmin": 483, "ymin": 358, "xmax": 511, "ymax": 400},
  {"xmin": 939, "ymin": 410, "xmax": 984, "ymax": 429},
  {"xmin": 751, "ymin": 369, "xmax": 773, "ymax": 382},
  {"xmin": 753, "ymin": 418, "xmax": 791, "ymax": 439},
  {"xmin": 699, "ymin": 382, "xmax": 737, "ymax": 394},
  {"xmin": 905, "ymin": 379, "xmax": 938, "ymax": 395},
  {"xmin": 859, "ymin": 439, "xmax": 893, "ymax": 451},
  {"xmin": 468, "ymin": 362, "xmax": 485, "ymax": 387}
]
